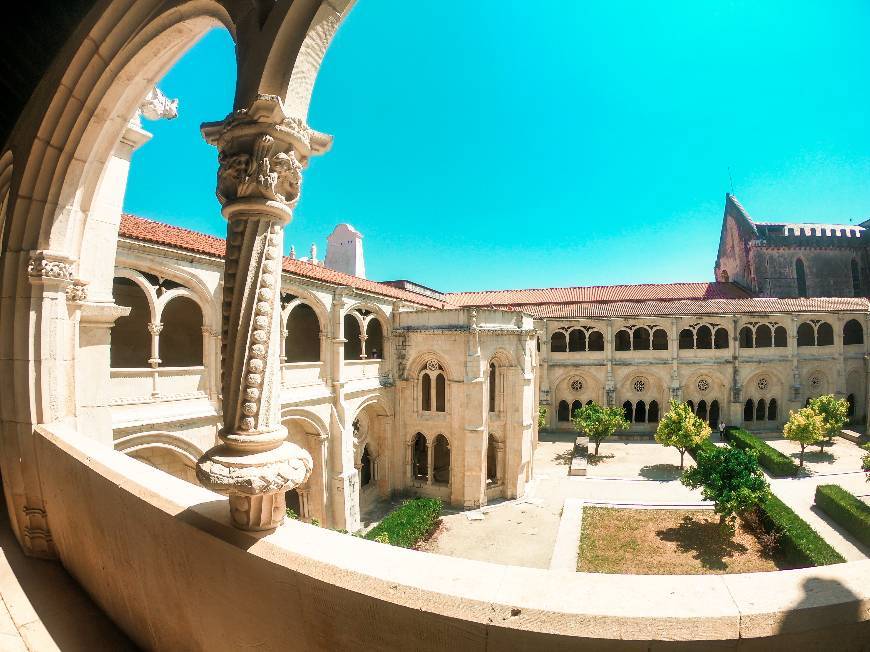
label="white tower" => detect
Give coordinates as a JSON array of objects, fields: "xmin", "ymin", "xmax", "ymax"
[{"xmin": 324, "ymin": 223, "xmax": 366, "ymax": 278}]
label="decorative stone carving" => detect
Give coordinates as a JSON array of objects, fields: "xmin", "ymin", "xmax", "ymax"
[
  {"xmin": 696, "ymin": 378, "xmax": 710, "ymax": 392},
  {"xmin": 757, "ymin": 377, "xmax": 769, "ymax": 391},
  {"xmin": 139, "ymin": 86, "xmax": 178, "ymax": 121},
  {"xmin": 28, "ymin": 251, "xmax": 73, "ymax": 284},
  {"xmin": 65, "ymin": 279, "xmax": 88, "ymax": 303},
  {"xmin": 570, "ymin": 377, "xmax": 583, "ymax": 393},
  {"xmin": 196, "ymin": 96, "xmax": 327, "ymax": 531},
  {"xmin": 632, "ymin": 377, "xmax": 646, "ymax": 393}
]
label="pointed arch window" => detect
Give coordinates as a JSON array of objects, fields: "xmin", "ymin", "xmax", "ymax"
[
  {"xmin": 756, "ymin": 398, "xmax": 766, "ymax": 422},
  {"xmin": 489, "ymin": 363, "xmax": 497, "ymax": 413},
  {"xmin": 622, "ymin": 400, "xmax": 633, "ymax": 422},
  {"xmin": 744, "ymin": 399, "xmax": 754, "ymax": 422},
  {"xmin": 558, "ymin": 400, "xmax": 570, "ymax": 422},
  {"xmin": 648, "ymin": 400, "xmax": 660, "ymax": 422},
  {"xmin": 435, "ymin": 373, "xmax": 446, "ymax": 412},
  {"xmin": 767, "ymin": 399, "xmax": 778, "ymax": 421},
  {"xmin": 634, "ymin": 400, "xmax": 646, "ymax": 423},
  {"xmin": 796, "ymin": 259, "xmax": 808, "ymax": 297},
  {"xmin": 421, "ymin": 373, "xmax": 432, "ymax": 411}
]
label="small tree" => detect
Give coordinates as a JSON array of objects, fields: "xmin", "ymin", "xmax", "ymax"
[
  {"xmin": 571, "ymin": 402, "xmax": 629, "ymax": 456},
  {"xmin": 655, "ymin": 400, "xmax": 711, "ymax": 469},
  {"xmin": 537, "ymin": 405, "xmax": 548, "ymax": 430},
  {"xmin": 807, "ymin": 395, "xmax": 849, "ymax": 452},
  {"xmin": 681, "ymin": 446, "xmax": 769, "ymax": 529},
  {"xmin": 783, "ymin": 407, "xmax": 825, "ymax": 467}
]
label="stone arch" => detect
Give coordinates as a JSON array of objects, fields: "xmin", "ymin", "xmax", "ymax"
[
  {"xmin": 844, "ymin": 319, "xmax": 864, "ymax": 346},
  {"xmin": 679, "ymin": 328, "xmax": 695, "ymax": 349},
  {"xmin": 651, "ymin": 327, "xmax": 668, "ymax": 350},
  {"xmin": 432, "ymin": 435, "xmax": 450, "ymax": 485},
  {"xmin": 283, "ymin": 300, "xmax": 322, "ymax": 362},
  {"xmin": 755, "ymin": 324, "xmax": 772, "ymax": 348},
  {"xmin": 739, "ymin": 325, "xmax": 754, "ymax": 348},
  {"xmin": 343, "ymin": 313, "xmax": 362, "ymax": 359},
  {"xmin": 587, "ymin": 329, "xmax": 605, "ymax": 351},
  {"xmin": 115, "ymin": 431, "xmax": 204, "ymax": 485},
  {"xmin": 615, "ymin": 329, "xmax": 631, "ymax": 351},
  {"xmin": 550, "ymin": 331, "xmax": 567, "ymax": 352},
  {"xmin": 568, "ymin": 329, "xmax": 586, "ymax": 352},
  {"xmin": 0, "ymin": 151, "xmax": 12, "ymax": 255},
  {"xmin": 632, "ymin": 326, "xmax": 651, "ymax": 350},
  {"xmin": 773, "ymin": 325, "xmax": 788, "ymax": 347},
  {"xmin": 159, "ymin": 294, "xmax": 204, "ymax": 367},
  {"xmin": 411, "ymin": 433, "xmax": 428, "ymax": 481},
  {"xmin": 557, "ymin": 400, "xmax": 570, "ymax": 422},
  {"xmin": 816, "ymin": 321, "xmax": 834, "ymax": 346},
  {"xmin": 407, "ymin": 351, "xmax": 456, "ymax": 383},
  {"xmin": 695, "ymin": 325, "xmax": 713, "ymax": 349},
  {"xmin": 111, "ymin": 276, "xmax": 153, "ymax": 368},
  {"xmin": 713, "ymin": 326, "xmax": 729, "ymax": 349},
  {"xmin": 797, "ymin": 322, "xmax": 815, "ymax": 346}
]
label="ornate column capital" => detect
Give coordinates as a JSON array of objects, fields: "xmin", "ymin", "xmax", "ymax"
[
  {"xmin": 147, "ymin": 322, "xmax": 164, "ymax": 336},
  {"xmin": 65, "ymin": 279, "xmax": 89, "ymax": 303},
  {"xmin": 27, "ymin": 250, "xmax": 74, "ymax": 287}
]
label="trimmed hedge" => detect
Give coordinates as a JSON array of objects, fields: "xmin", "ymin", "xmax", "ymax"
[
  {"xmin": 815, "ymin": 484, "xmax": 870, "ymax": 548},
  {"xmin": 725, "ymin": 427, "xmax": 799, "ymax": 477},
  {"xmin": 757, "ymin": 493, "xmax": 845, "ymax": 567},
  {"xmin": 365, "ymin": 498, "xmax": 442, "ymax": 548}
]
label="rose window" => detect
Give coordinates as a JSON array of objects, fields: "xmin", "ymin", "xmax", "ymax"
[
  {"xmin": 697, "ymin": 379, "xmax": 710, "ymax": 392},
  {"xmin": 757, "ymin": 377, "xmax": 768, "ymax": 391},
  {"xmin": 810, "ymin": 376, "xmax": 821, "ymax": 388},
  {"xmin": 570, "ymin": 378, "xmax": 583, "ymax": 393},
  {"xmin": 633, "ymin": 378, "xmax": 646, "ymax": 393},
  {"xmin": 426, "ymin": 360, "xmax": 440, "ymax": 371}
]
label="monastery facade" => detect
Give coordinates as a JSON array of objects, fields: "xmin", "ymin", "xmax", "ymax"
[{"xmin": 104, "ymin": 193, "xmax": 870, "ymax": 532}]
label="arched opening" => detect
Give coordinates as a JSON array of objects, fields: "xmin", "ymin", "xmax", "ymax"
[
  {"xmin": 797, "ymin": 323, "xmax": 815, "ymax": 346},
  {"xmin": 767, "ymin": 399, "xmax": 778, "ymax": 421},
  {"xmin": 159, "ymin": 295, "xmax": 203, "ymax": 367},
  {"xmin": 344, "ymin": 314, "xmax": 362, "ymax": 359},
  {"xmin": 366, "ymin": 318, "xmax": 384, "ymax": 359},
  {"xmin": 486, "ymin": 434, "xmax": 498, "ymax": 484},
  {"xmin": 714, "ymin": 327, "xmax": 729, "ymax": 349},
  {"xmin": 648, "ymin": 400, "xmax": 660, "ymax": 422},
  {"xmin": 695, "ymin": 325, "xmax": 712, "ymax": 349},
  {"xmin": 571, "ymin": 400, "xmax": 582, "ymax": 419},
  {"xmin": 432, "ymin": 435, "xmax": 450, "ymax": 485},
  {"xmin": 686, "ymin": 400, "xmax": 695, "ymax": 413},
  {"xmin": 847, "ymin": 394, "xmax": 856, "ymax": 418},
  {"xmin": 558, "ymin": 400, "xmax": 570, "ymax": 422},
  {"xmin": 421, "ymin": 373, "xmax": 432, "ymax": 411},
  {"xmin": 739, "ymin": 326, "xmax": 754, "ymax": 348},
  {"xmin": 568, "ymin": 329, "xmax": 586, "ymax": 352},
  {"xmin": 634, "ymin": 400, "xmax": 646, "ymax": 423},
  {"xmin": 128, "ymin": 445, "xmax": 197, "ymax": 484},
  {"xmin": 285, "ymin": 302, "xmax": 321, "ymax": 362},
  {"xmin": 844, "ymin": 319, "xmax": 864, "ymax": 345},
  {"xmin": 489, "ymin": 363, "xmax": 496, "ymax": 412},
  {"xmin": 817, "ymin": 322, "xmax": 834, "ymax": 346},
  {"xmin": 586, "ymin": 400, "xmax": 594, "ymax": 406},
  {"xmin": 435, "ymin": 373, "xmax": 446, "ymax": 412},
  {"xmin": 550, "ymin": 331, "xmax": 567, "ymax": 352},
  {"xmin": 111, "ymin": 277, "xmax": 152, "ymax": 368},
  {"xmin": 796, "ymin": 258, "xmax": 808, "ymax": 297},
  {"xmin": 615, "ymin": 330, "xmax": 631, "ymax": 351},
  {"xmin": 412, "ymin": 433, "xmax": 428, "ymax": 480},
  {"xmin": 773, "ymin": 326, "xmax": 788, "ymax": 347},
  {"xmin": 587, "ymin": 330, "xmax": 604, "ymax": 351},
  {"xmin": 285, "ymin": 488, "xmax": 301, "ymax": 517},
  {"xmin": 360, "ymin": 444, "xmax": 372, "ymax": 487},
  {"xmin": 652, "ymin": 328, "xmax": 668, "ymax": 350},
  {"xmin": 696, "ymin": 400, "xmax": 708, "ymax": 422},
  {"xmin": 678, "ymin": 328, "xmax": 695, "ymax": 350},
  {"xmin": 754, "ymin": 324, "xmax": 772, "ymax": 348},
  {"xmin": 622, "ymin": 400, "xmax": 633, "ymax": 422},
  {"xmin": 709, "ymin": 400, "xmax": 720, "ymax": 427},
  {"xmin": 744, "ymin": 399, "xmax": 754, "ymax": 422},
  {"xmin": 852, "ymin": 259, "xmax": 861, "ymax": 296},
  {"xmin": 756, "ymin": 399, "xmax": 766, "ymax": 422},
  {"xmin": 632, "ymin": 327, "xmax": 650, "ymax": 351}
]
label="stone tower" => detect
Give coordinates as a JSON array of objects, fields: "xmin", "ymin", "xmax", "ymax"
[{"xmin": 325, "ymin": 223, "xmax": 366, "ymax": 278}]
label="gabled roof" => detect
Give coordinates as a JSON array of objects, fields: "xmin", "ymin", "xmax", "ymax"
[
  {"xmin": 446, "ymin": 282, "xmax": 752, "ymax": 308},
  {"xmin": 118, "ymin": 214, "xmax": 452, "ymax": 309}
]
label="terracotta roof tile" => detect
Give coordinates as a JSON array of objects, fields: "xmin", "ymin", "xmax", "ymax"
[
  {"xmin": 118, "ymin": 214, "xmax": 451, "ymax": 309},
  {"xmin": 446, "ymin": 282, "xmax": 753, "ymax": 307}
]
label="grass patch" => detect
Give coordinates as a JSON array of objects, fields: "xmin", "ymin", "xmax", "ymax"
[
  {"xmin": 756, "ymin": 493, "xmax": 845, "ymax": 567},
  {"xmin": 364, "ymin": 498, "xmax": 442, "ymax": 548},
  {"xmin": 724, "ymin": 427, "xmax": 799, "ymax": 477},
  {"xmin": 578, "ymin": 507, "xmax": 786, "ymax": 574},
  {"xmin": 815, "ymin": 484, "xmax": 870, "ymax": 548}
]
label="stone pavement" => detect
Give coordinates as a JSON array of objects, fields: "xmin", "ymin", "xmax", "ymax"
[{"xmin": 0, "ymin": 506, "xmax": 134, "ymax": 651}]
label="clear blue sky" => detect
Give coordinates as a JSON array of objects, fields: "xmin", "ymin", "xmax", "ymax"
[{"xmin": 124, "ymin": 1, "xmax": 870, "ymax": 292}]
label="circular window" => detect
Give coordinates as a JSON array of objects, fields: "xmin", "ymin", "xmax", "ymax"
[
  {"xmin": 757, "ymin": 377, "xmax": 769, "ymax": 391},
  {"xmin": 426, "ymin": 360, "xmax": 440, "ymax": 371},
  {"xmin": 810, "ymin": 375, "xmax": 822, "ymax": 388},
  {"xmin": 633, "ymin": 378, "xmax": 646, "ymax": 393},
  {"xmin": 697, "ymin": 378, "xmax": 710, "ymax": 392},
  {"xmin": 570, "ymin": 378, "xmax": 583, "ymax": 393}
]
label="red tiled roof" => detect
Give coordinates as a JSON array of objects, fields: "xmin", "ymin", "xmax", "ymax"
[
  {"xmin": 118, "ymin": 214, "xmax": 452, "ymax": 309},
  {"xmin": 524, "ymin": 297, "xmax": 869, "ymax": 319},
  {"xmin": 446, "ymin": 282, "xmax": 753, "ymax": 307}
]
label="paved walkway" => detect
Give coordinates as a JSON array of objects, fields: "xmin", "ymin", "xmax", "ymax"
[{"xmin": 0, "ymin": 508, "xmax": 134, "ymax": 651}]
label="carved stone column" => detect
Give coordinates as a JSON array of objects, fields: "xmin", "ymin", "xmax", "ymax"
[
  {"xmin": 147, "ymin": 322, "xmax": 162, "ymax": 397},
  {"xmin": 196, "ymin": 96, "xmax": 328, "ymax": 530}
]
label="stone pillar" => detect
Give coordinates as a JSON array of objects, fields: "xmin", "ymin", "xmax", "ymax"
[
  {"xmin": 147, "ymin": 322, "xmax": 162, "ymax": 397},
  {"xmin": 605, "ymin": 319, "xmax": 615, "ymax": 406},
  {"xmin": 790, "ymin": 315, "xmax": 801, "ymax": 402},
  {"xmin": 196, "ymin": 97, "xmax": 321, "ymax": 531}
]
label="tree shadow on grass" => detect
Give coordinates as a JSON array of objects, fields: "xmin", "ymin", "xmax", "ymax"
[
  {"xmin": 639, "ymin": 464, "xmax": 682, "ymax": 481},
  {"xmin": 656, "ymin": 515, "xmax": 748, "ymax": 571},
  {"xmin": 587, "ymin": 454, "xmax": 615, "ymax": 466}
]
